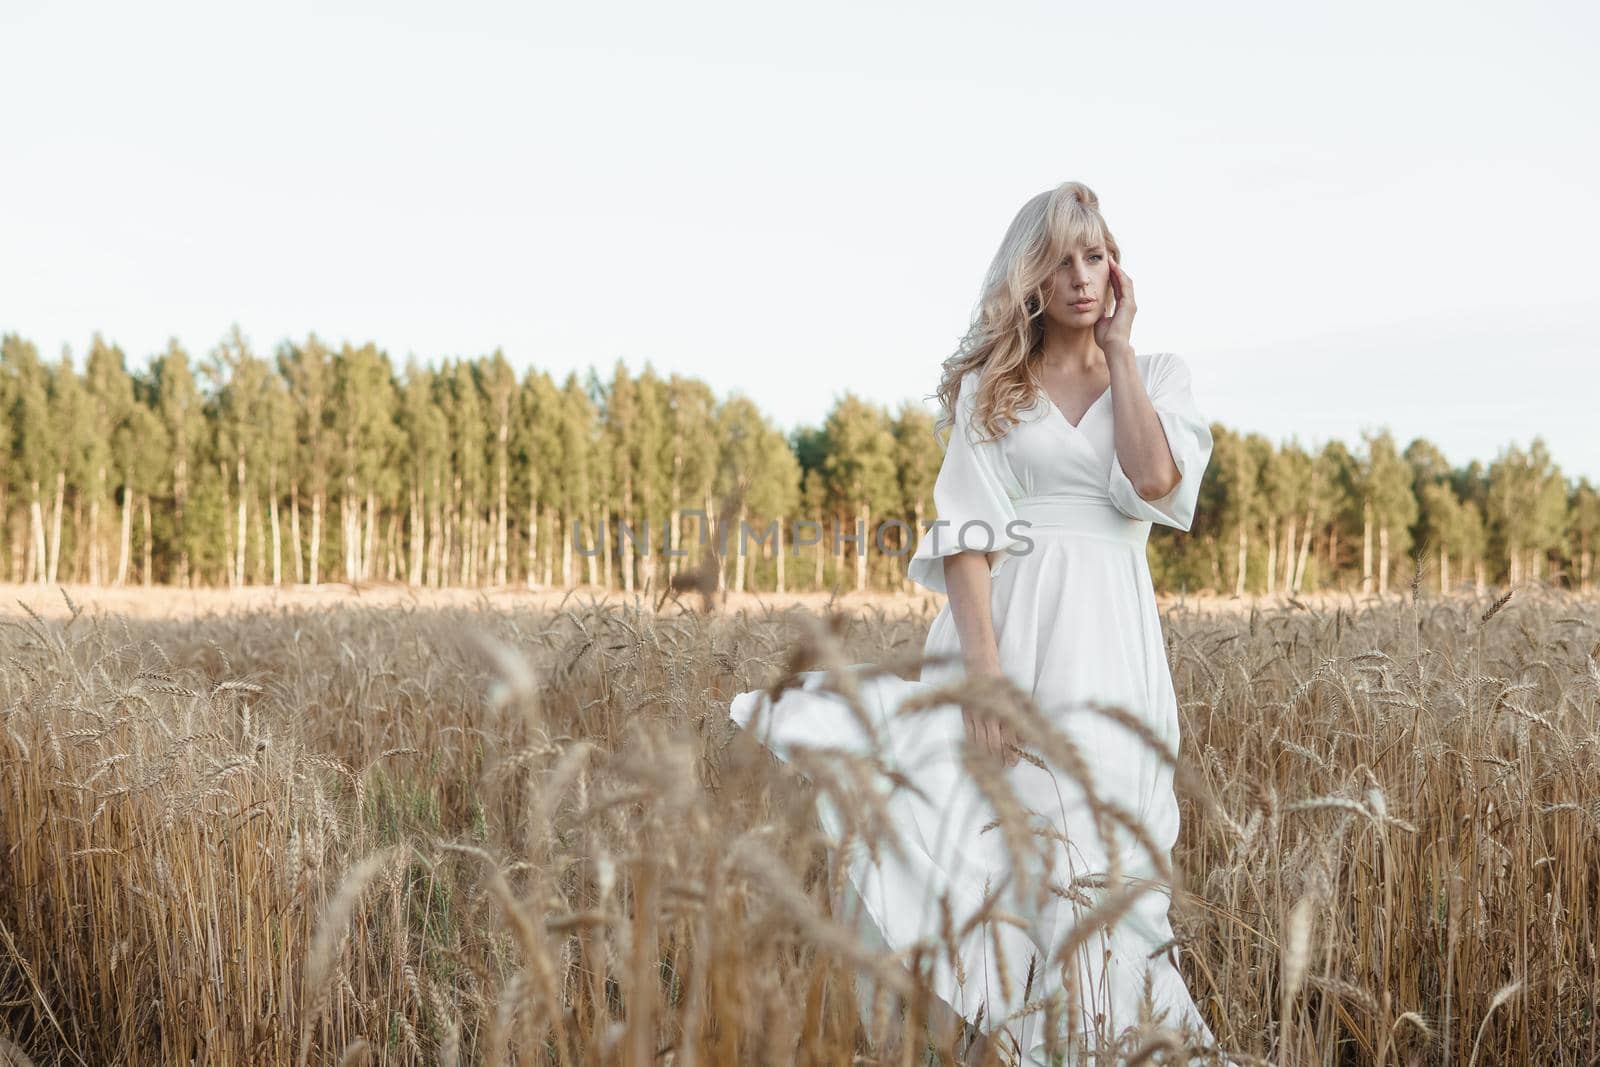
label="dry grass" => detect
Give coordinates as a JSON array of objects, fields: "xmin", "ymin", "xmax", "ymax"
[{"xmin": 0, "ymin": 579, "xmax": 1596, "ymax": 1065}]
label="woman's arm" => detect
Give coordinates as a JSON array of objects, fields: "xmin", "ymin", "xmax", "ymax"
[
  {"xmin": 1105, "ymin": 342, "xmax": 1182, "ymax": 499},
  {"xmin": 943, "ymin": 549, "xmax": 1018, "ymax": 765},
  {"xmin": 1097, "ymin": 258, "xmax": 1182, "ymax": 501},
  {"xmin": 943, "ymin": 549, "xmax": 1002, "ymax": 675}
]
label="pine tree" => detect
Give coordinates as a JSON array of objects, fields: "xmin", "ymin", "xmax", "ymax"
[
  {"xmin": 820, "ymin": 394, "xmax": 900, "ymax": 593},
  {"xmin": 331, "ymin": 342, "xmax": 401, "ymax": 583},
  {"xmin": 2, "ymin": 334, "xmax": 53, "ymax": 583},
  {"xmin": 559, "ymin": 373, "xmax": 600, "ymax": 588},
  {"xmin": 512, "ymin": 369, "xmax": 564, "ymax": 589},
  {"xmin": 480, "ymin": 350, "xmax": 517, "ymax": 587},
  {"xmin": 124, "ymin": 369, "xmax": 170, "ymax": 586},
  {"xmin": 46, "ymin": 348, "xmax": 93, "ymax": 584},
  {"xmin": 149, "ymin": 341, "xmax": 205, "ymax": 586},
  {"xmin": 83, "ymin": 334, "xmax": 135, "ymax": 586},
  {"xmin": 892, "ymin": 402, "xmax": 938, "ymax": 594},
  {"xmin": 278, "ymin": 335, "xmax": 335, "ymax": 586},
  {"xmin": 398, "ymin": 358, "xmax": 449, "ymax": 587},
  {"xmin": 663, "ymin": 375, "xmax": 718, "ymax": 585}
]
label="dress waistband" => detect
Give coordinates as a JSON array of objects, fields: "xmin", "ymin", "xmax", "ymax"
[{"xmin": 1012, "ymin": 493, "xmax": 1150, "ymax": 547}]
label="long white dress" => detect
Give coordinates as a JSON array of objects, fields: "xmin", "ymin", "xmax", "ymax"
[{"xmin": 728, "ymin": 352, "xmax": 1218, "ymax": 1064}]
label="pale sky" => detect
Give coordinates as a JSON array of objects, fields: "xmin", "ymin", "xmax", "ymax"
[{"xmin": 2, "ymin": 0, "xmax": 1596, "ymax": 480}]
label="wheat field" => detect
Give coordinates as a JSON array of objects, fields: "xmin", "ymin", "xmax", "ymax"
[{"xmin": 0, "ymin": 578, "xmax": 1597, "ymax": 1066}]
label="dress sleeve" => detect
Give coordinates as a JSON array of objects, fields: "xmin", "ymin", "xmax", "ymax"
[
  {"xmin": 905, "ymin": 372, "xmax": 1026, "ymax": 595},
  {"xmin": 1106, "ymin": 352, "xmax": 1214, "ymax": 531}
]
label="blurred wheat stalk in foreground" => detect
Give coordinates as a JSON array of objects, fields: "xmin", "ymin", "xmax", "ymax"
[{"xmin": 0, "ymin": 581, "xmax": 1596, "ymax": 1065}]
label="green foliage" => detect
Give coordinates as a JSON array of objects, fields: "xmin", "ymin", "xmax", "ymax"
[{"xmin": 0, "ymin": 328, "xmax": 1593, "ymax": 594}]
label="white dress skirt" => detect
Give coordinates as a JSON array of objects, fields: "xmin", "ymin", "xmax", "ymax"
[{"xmin": 728, "ymin": 352, "xmax": 1219, "ymax": 1064}]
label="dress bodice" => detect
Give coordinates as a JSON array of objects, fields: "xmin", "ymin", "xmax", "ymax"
[
  {"xmin": 904, "ymin": 351, "xmax": 1214, "ymax": 596},
  {"xmin": 998, "ymin": 377, "xmax": 1119, "ymax": 501}
]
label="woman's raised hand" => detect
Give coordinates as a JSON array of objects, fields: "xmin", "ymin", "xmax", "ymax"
[{"xmin": 1093, "ymin": 255, "xmax": 1137, "ymax": 354}]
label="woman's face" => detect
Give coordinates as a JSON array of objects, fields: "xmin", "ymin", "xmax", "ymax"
[{"xmin": 1042, "ymin": 242, "xmax": 1112, "ymax": 328}]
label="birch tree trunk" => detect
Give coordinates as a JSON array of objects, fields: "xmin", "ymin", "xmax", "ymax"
[
  {"xmin": 1292, "ymin": 510, "xmax": 1313, "ymax": 593},
  {"xmin": 1265, "ymin": 515, "xmax": 1278, "ymax": 596},
  {"xmin": 141, "ymin": 495, "xmax": 153, "ymax": 586},
  {"xmin": 385, "ymin": 511, "xmax": 400, "ymax": 581},
  {"xmin": 454, "ymin": 490, "xmax": 466, "ymax": 586},
  {"xmin": 855, "ymin": 503, "xmax": 869, "ymax": 593},
  {"xmin": 70, "ymin": 495, "xmax": 83, "ymax": 583},
  {"xmin": 617, "ymin": 473, "xmax": 633, "ymax": 593},
  {"xmin": 1361, "ymin": 499, "xmax": 1374, "ymax": 596},
  {"xmin": 497, "ymin": 450, "xmax": 509, "ymax": 587},
  {"xmin": 428, "ymin": 491, "xmax": 443, "ymax": 588},
  {"xmin": 89, "ymin": 477, "xmax": 103, "ymax": 585},
  {"xmin": 235, "ymin": 453, "xmax": 248, "ymax": 588},
  {"xmin": 290, "ymin": 484, "xmax": 304, "ymax": 585},
  {"xmin": 221, "ymin": 469, "xmax": 233, "ymax": 589},
  {"xmin": 561, "ymin": 509, "xmax": 573, "ymax": 587},
  {"xmin": 341, "ymin": 491, "xmax": 353, "ymax": 582},
  {"xmin": 1234, "ymin": 519, "xmax": 1248, "ymax": 597},
  {"xmin": 543, "ymin": 504, "xmax": 555, "ymax": 587},
  {"xmin": 814, "ymin": 510, "xmax": 825, "ymax": 590},
  {"xmin": 414, "ymin": 487, "xmax": 426, "ymax": 586},
  {"xmin": 254, "ymin": 493, "xmax": 268, "ymax": 585},
  {"xmin": 775, "ymin": 515, "xmax": 786, "ymax": 594},
  {"xmin": 29, "ymin": 483, "xmax": 46, "ymax": 585},
  {"xmin": 1329, "ymin": 525, "xmax": 1340, "ymax": 589},
  {"xmin": 482, "ymin": 510, "xmax": 493, "ymax": 587},
  {"xmin": 116, "ymin": 487, "xmax": 132, "ymax": 586},
  {"xmin": 47, "ymin": 470, "xmax": 66, "ymax": 585},
  {"xmin": 363, "ymin": 487, "xmax": 376, "ymax": 582},
  {"xmin": 436, "ymin": 489, "xmax": 450, "ymax": 587},
  {"xmin": 1378, "ymin": 525, "xmax": 1391, "ymax": 595},
  {"xmin": 531, "ymin": 502, "xmax": 544, "ymax": 591},
  {"xmin": 270, "ymin": 488, "xmax": 282, "ymax": 587},
  {"xmin": 309, "ymin": 491, "xmax": 323, "ymax": 587},
  {"xmin": 667, "ymin": 482, "xmax": 681, "ymax": 583},
  {"xmin": 734, "ymin": 501, "xmax": 748, "ymax": 593}
]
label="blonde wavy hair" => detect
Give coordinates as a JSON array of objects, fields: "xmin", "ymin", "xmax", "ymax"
[{"xmin": 931, "ymin": 180, "xmax": 1123, "ymax": 446}]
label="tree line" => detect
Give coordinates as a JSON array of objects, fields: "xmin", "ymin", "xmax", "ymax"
[{"xmin": 1, "ymin": 327, "xmax": 1593, "ymax": 598}]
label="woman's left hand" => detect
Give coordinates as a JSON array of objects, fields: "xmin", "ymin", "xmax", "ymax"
[{"xmin": 1093, "ymin": 256, "xmax": 1136, "ymax": 353}]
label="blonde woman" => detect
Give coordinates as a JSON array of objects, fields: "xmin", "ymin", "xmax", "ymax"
[{"xmin": 731, "ymin": 181, "xmax": 1221, "ymax": 1064}]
